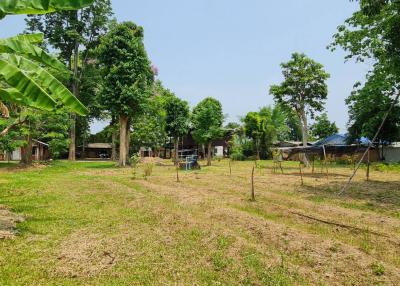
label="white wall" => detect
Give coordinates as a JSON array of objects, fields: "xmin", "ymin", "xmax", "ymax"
[{"xmin": 383, "ymin": 147, "xmax": 400, "ymax": 163}]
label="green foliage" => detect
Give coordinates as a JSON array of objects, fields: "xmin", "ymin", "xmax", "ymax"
[
  {"xmin": 330, "ymin": 0, "xmax": 400, "ymax": 81},
  {"xmin": 0, "ymin": 0, "xmax": 94, "ymax": 19},
  {"xmin": 97, "ymin": 21, "xmax": 153, "ymax": 118},
  {"xmin": 164, "ymin": 94, "xmax": 190, "ymax": 140},
  {"xmin": 371, "ymin": 262, "xmax": 385, "ymax": 276},
  {"xmin": 346, "ymin": 67, "xmax": 400, "ymax": 144},
  {"xmin": 130, "ymin": 153, "xmax": 140, "ymax": 179},
  {"xmin": 311, "ymin": 113, "xmax": 339, "ymax": 140},
  {"xmin": 0, "ymin": 34, "xmax": 88, "ymax": 116},
  {"xmin": 270, "ymin": 53, "xmax": 330, "ymax": 145},
  {"xmin": 191, "ymin": 97, "xmax": 224, "ymax": 145},
  {"xmin": 270, "ymin": 53, "xmax": 330, "ymax": 118}
]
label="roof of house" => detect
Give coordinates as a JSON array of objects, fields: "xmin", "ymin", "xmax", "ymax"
[
  {"xmin": 87, "ymin": 143, "xmax": 112, "ymax": 149},
  {"xmin": 314, "ymin": 134, "xmax": 371, "ymax": 147}
]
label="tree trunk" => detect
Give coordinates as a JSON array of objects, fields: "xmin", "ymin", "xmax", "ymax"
[
  {"xmin": 207, "ymin": 141, "xmax": 212, "ymax": 166},
  {"xmin": 125, "ymin": 120, "xmax": 131, "ymax": 165},
  {"xmin": 111, "ymin": 128, "xmax": 117, "ymax": 161},
  {"xmin": 68, "ymin": 114, "xmax": 77, "ymax": 161},
  {"xmin": 68, "ymin": 37, "xmax": 80, "ymax": 161},
  {"xmin": 81, "ymin": 135, "xmax": 86, "ymax": 160},
  {"xmin": 174, "ymin": 137, "xmax": 179, "ymax": 165},
  {"xmin": 21, "ymin": 134, "xmax": 33, "ymax": 165},
  {"xmin": 119, "ymin": 115, "xmax": 129, "ymax": 167},
  {"xmin": 300, "ymin": 109, "xmax": 308, "ymax": 147}
]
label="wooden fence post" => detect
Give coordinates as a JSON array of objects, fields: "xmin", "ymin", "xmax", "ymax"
[
  {"xmin": 366, "ymin": 150, "xmax": 370, "ymax": 181},
  {"xmin": 299, "ymin": 161, "xmax": 304, "ymax": 186},
  {"xmin": 251, "ymin": 166, "xmax": 255, "ymax": 201}
]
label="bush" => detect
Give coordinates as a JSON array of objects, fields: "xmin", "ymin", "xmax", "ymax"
[{"xmin": 231, "ymin": 152, "xmax": 246, "ymax": 161}]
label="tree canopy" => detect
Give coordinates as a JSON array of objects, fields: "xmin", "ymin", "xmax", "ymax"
[
  {"xmin": 270, "ymin": 53, "xmax": 330, "ymax": 147},
  {"xmin": 192, "ymin": 97, "xmax": 224, "ymax": 166},
  {"xmin": 311, "ymin": 113, "xmax": 339, "ymax": 140},
  {"xmin": 97, "ymin": 21, "xmax": 153, "ymax": 166}
]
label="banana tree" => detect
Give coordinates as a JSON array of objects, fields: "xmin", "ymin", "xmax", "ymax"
[
  {"xmin": 0, "ymin": 0, "xmax": 93, "ymax": 136},
  {"xmin": 0, "ymin": 0, "xmax": 94, "ymax": 19}
]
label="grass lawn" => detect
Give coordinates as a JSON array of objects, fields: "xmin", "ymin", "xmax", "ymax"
[{"xmin": 0, "ymin": 160, "xmax": 399, "ymax": 285}]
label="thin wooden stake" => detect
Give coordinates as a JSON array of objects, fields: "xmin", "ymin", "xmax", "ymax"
[
  {"xmin": 250, "ymin": 166, "xmax": 255, "ymax": 201},
  {"xmin": 176, "ymin": 166, "xmax": 180, "ymax": 182},
  {"xmin": 322, "ymin": 145, "xmax": 329, "ymax": 180},
  {"xmin": 229, "ymin": 160, "xmax": 232, "ymax": 176},
  {"xmin": 312, "ymin": 156, "xmax": 315, "ymax": 174},
  {"xmin": 366, "ymin": 150, "xmax": 370, "ymax": 181},
  {"xmin": 299, "ymin": 161, "xmax": 304, "ymax": 186}
]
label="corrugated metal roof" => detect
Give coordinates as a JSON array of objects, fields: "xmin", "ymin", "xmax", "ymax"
[{"xmin": 87, "ymin": 143, "xmax": 112, "ymax": 149}]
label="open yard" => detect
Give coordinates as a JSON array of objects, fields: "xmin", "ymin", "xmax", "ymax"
[{"xmin": 0, "ymin": 160, "xmax": 399, "ymax": 285}]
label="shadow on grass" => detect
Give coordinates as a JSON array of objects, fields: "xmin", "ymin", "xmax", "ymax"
[{"xmin": 301, "ymin": 179, "xmax": 400, "ymax": 211}]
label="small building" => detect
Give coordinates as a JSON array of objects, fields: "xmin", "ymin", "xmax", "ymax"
[
  {"xmin": 81, "ymin": 143, "xmax": 112, "ymax": 159},
  {"xmin": 382, "ymin": 142, "xmax": 400, "ymax": 163},
  {"xmin": 277, "ymin": 134, "xmax": 380, "ymax": 163},
  {"xmin": 0, "ymin": 139, "xmax": 50, "ymax": 161}
]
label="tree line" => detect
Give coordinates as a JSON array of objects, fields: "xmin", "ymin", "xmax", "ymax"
[{"xmin": 0, "ymin": 0, "xmax": 399, "ymax": 166}]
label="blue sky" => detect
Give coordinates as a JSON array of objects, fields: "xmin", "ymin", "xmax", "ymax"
[{"xmin": 0, "ymin": 0, "xmax": 371, "ymax": 133}]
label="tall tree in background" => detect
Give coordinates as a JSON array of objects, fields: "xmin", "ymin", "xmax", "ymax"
[
  {"xmin": 346, "ymin": 67, "xmax": 400, "ymax": 151},
  {"xmin": 331, "ymin": 0, "xmax": 400, "ymax": 145},
  {"xmin": 192, "ymin": 97, "xmax": 224, "ymax": 166},
  {"xmin": 25, "ymin": 0, "xmax": 113, "ymax": 161},
  {"xmin": 270, "ymin": 53, "xmax": 330, "ymax": 147},
  {"xmin": 97, "ymin": 21, "xmax": 153, "ymax": 167},
  {"xmin": 310, "ymin": 113, "xmax": 339, "ymax": 140},
  {"xmin": 243, "ymin": 112, "xmax": 266, "ymax": 160},
  {"xmin": 164, "ymin": 95, "xmax": 190, "ymax": 165}
]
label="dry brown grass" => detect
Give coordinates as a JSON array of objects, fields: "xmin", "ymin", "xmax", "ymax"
[{"xmin": 0, "ymin": 160, "xmax": 399, "ymax": 285}]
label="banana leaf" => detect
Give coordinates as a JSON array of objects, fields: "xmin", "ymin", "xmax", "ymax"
[
  {"xmin": 4, "ymin": 54, "xmax": 88, "ymax": 115},
  {"xmin": 0, "ymin": 34, "xmax": 68, "ymax": 73},
  {"xmin": 0, "ymin": 0, "xmax": 95, "ymax": 19},
  {"xmin": 0, "ymin": 58, "xmax": 57, "ymax": 110},
  {"xmin": 0, "ymin": 87, "xmax": 52, "ymax": 110}
]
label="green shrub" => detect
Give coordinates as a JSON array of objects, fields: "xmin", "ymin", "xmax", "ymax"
[
  {"xmin": 371, "ymin": 262, "xmax": 385, "ymax": 276},
  {"xmin": 231, "ymin": 152, "xmax": 246, "ymax": 161}
]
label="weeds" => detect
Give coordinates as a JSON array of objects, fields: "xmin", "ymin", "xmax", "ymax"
[{"xmin": 143, "ymin": 163, "xmax": 154, "ymax": 180}]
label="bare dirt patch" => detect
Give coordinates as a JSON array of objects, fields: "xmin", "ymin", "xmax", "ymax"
[
  {"xmin": 0, "ymin": 205, "xmax": 24, "ymax": 239},
  {"xmin": 55, "ymin": 231, "xmax": 119, "ymax": 278}
]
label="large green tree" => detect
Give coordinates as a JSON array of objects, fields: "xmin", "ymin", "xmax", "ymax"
[
  {"xmin": 310, "ymin": 113, "xmax": 339, "ymax": 140},
  {"xmin": 25, "ymin": 0, "xmax": 113, "ymax": 160},
  {"xmin": 346, "ymin": 67, "xmax": 400, "ymax": 149},
  {"xmin": 243, "ymin": 112, "xmax": 267, "ymax": 160},
  {"xmin": 331, "ymin": 0, "xmax": 400, "ymax": 148},
  {"xmin": 270, "ymin": 53, "xmax": 330, "ymax": 147},
  {"xmin": 97, "ymin": 21, "xmax": 153, "ymax": 167},
  {"xmin": 164, "ymin": 95, "xmax": 190, "ymax": 165},
  {"xmin": 192, "ymin": 97, "xmax": 224, "ymax": 166}
]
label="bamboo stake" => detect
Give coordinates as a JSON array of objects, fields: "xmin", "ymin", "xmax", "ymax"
[
  {"xmin": 366, "ymin": 150, "xmax": 370, "ymax": 181},
  {"xmin": 322, "ymin": 145, "xmax": 329, "ymax": 180},
  {"xmin": 299, "ymin": 161, "xmax": 304, "ymax": 186},
  {"xmin": 312, "ymin": 156, "xmax": 315, "ymax": 174},
  {"xmin": 176, "ymin": 165, "xmax": 180, "ymax": 183},
  {"xmin": 250, "ymin": 166, "xmax": 255, "ymax": 201}
]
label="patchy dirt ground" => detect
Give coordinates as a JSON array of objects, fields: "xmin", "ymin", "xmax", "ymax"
[
  {"xmin": 0, "ymin": 205, "xmax": 24, "ymax": 239},
  {"xmin": 0, "ymin": 160, "xmax": 399, "ymax": 285}
]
